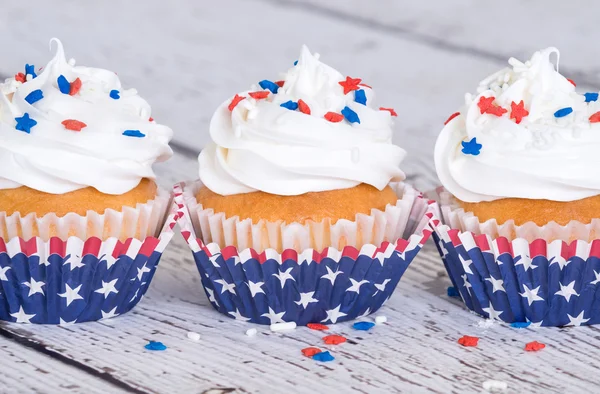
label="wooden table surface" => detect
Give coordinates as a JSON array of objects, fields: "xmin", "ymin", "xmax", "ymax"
[{"xmin": 2, "ymin": 1, "xmax": 600, "ymax": 393}]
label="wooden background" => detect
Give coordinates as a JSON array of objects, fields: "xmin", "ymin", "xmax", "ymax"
[{"xmin": 1, "ymin": 1, "xmax": 600, "ymax": 393}]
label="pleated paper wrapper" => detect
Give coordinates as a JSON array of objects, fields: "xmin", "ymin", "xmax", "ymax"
[
  {"xmin": 0, "ymin": 189, "xmax": 176, "ymax": 324},
  {"xmin": 174, "ymin": 181, "xmax": 437, "ymax": 326},
  {"xmin": 430, "ymin": 187, "xmax": 600, "ymax": 327}
]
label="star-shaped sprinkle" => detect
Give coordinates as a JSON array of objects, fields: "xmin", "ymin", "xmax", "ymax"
[
  {"xmin": 566, "ymin": 311, "xmax": 589, "ymax": 326},
  {"xmin": 323, "ymin": 334, "xmax": 346, "ymax": 345},
  {"xmin": 554, "ymin": 107, "xmax": 573, "ymax": 118},
  {"xmin": 275, "ymin": 80, "xmax": 285, "ymax": 87},
  {"xmin": 23, "ymin": 278, "xmax": 45, "ymax": 297},
  {"xmin": 248, "ymin": 91, "xmax": 270, "ymax": 100},
  {"xmin": 258, "ymin": 80, "xmax": 279, "ymax": 94},
  {"xmin": 10, "ymin": 306, "xmax": 35, "ymax": 323},
  {"xmin": 354, "ymin": 89, "xmax": 367, "ymax": 105},
  {"xmin": 261, "ymin": 307, "xmax": 286, "ymax": 324},
  {"xmin": 458, "ymin": 335, "xmax": 479, "ymax": 347},
  {"xmin": 567, "ymin": 78, "xmax": 576, "ymax": 86},
  {"xmin": 302, "ymin": 347, "xmax": 322, "ymax": 358},
  {"xmin": 110, "ymin": 90, "xmax": 120, "ymax": 99},
  {"xmin": 62, "ymin": 119, "xmax": 87, "ymax": 131},
  {"xmin": 324, "ymin": 112, "xmax": 344, "ymax": 123},
  {"xmin": 280, "ymin": 100, "xmax": 298, "ymax": 110},
  {"xmin": 339, "ymin": 76, "xmax": 361, "ymax": 95},
  {"xmin": 485, "ymin": 104, "xmax": 507, "ymax": 117},
  {"xmin": 555, "ymin": 280, "xmax": 579, "ymax": 302},
  {"xmin": 25, "ymin": 64, "xmax": 37, "ymax": 79},
  {"xmin": 525, "ymin": 341, "xmax": 546, "ymax": 352},
  {"xmin": 15, "ymin": 113, "xmax": 37, "ymax": 133},
  {"xmin": 273, "ymin": 267, "xmax": 296, "ymax": 288},
  {"xmin": 57, "ymin": 75, "xmax": 71, "ymax": 94},
  {"xmin": 590, "ymin": 111, "xmax": 600, "ymax": 123},
  {"xmin": 510, "ymin": 100, "xmax": 529, "ymax": 124},
  {"xmin": 461, "ymin": 137, "xmax": 482, "ymax": 156},
  {"xmin": 444, "ymin": 112, "xmax": 460, "ymax": 125},
  {"xmin": 228, "ymin": 94, "xmax": 245, "ymax": 111},
  {"xmin": 379, "ymin": 107, "xmax": 397, "ymax": 116},
  {"xmin": 94, "ymin": 278, "xmax": 119, "ymax": 298},
  {"xmin": 307, "ymin": 323, "xmax": 329, "ymax": 331},
  {"xmin": 24, "ymin": 89, "xmax": 44, "ymax": 105},
  {"xmin": 341, "ymin": 106, "xmax": 360, "ymax": 124},
  {"xmin": 295, "ymin": 291, "xmax": 319, "ymax": 309},
  {"xmin": 15, "ymin": 73, "xmax": 26, "ymax": 83},
  {"xmin": 144, "ymin": 341, "xmax": 166, "ymax": 351},
  {"xmin": 58, "ymin": 284, "xmax": 84, "ymax": 307},
  {"xmin": 322, "ymin": 305, "xmax": 347, "ymax": 324},
  {"xmin": 520, "ymin": 284, "xmax": 544, "ymax": 306},
  {"xmin": 477, "ymin": 96, "xmax": 496, "ymax": 113},
  {"xmin": 353, "ymin": 321, "xmax": 376, "ymax": 331},
  {"xmin": 70, "ymin": 78, "xmax": 82, "ymax": 96},
  {"xmin": 298, "ymin": 99, "xmax": 311, "ymax": 114},
  {"xmin": 123, "ymin": 130, "xmax": 145, "ymax": 138},
  {"xmin": 585, "ymin": 92, "xmax": 599, "ymax": 103}
]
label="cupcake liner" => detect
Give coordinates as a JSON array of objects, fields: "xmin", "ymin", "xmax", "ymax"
[
  {"xmin": 175, "ymin": 181, "xmax": 437, "ymax": 325},
  {"xmin": 0, "ymin": 190, "xmax": 177, "ymax": 324},
  {"xmin": 430, "ymin": 187, "xmax": 600, "ymax": 327}
]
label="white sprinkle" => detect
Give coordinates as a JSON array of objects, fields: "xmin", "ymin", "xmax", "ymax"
[
  {"xmin": 351, "ymin": 147, "xmax": 360, "ymax": 163},
  {"xmin": 270, "ymin": 322, "xmax": 297, "ymax": 332},
  {"xmin": 477, "ymin": 319, "xmax": 494, "ymax": 329},
  {"xmin": 187, "ymin": 332, "xmax": 201, "ymax": 341},
  {"xmin": 245, "ymin": 328, "xmax": 257, "ymax": 337},
  {"xmin": 68, "ymin": 58, "xmax": 76, "ymax": 66},
  {"xmin": 247, "ymin": 108, "xmax": 258, "ymax": 120},
  {"xmin": 26, "ymin": 74, "xmax": 33, "ymax": 82},
  {"xmin": 234, "ymin": 125, "xmax": 243, "ymax": 138},
  {"xmin": 483, "ymin": 380, "xmax": 508, "ymax": 392},
  {"xmin": 375, "ymin": 316, "xmax": 387, "ymax": 324}
]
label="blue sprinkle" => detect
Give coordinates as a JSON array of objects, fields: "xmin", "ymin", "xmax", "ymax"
[
  {"xmin": 354, "ymin": 89, "xmax": 367, "ymax": 105},
  {"xmin": 258, "ymin": 80, "xmax": 279, "ymax": 94},
  {"xmin": 15, "ymin": 113, "xmax": 37, "ymax": 134},
  {"xmin": 447, "ymin": 286, "xmax": 460, "ymax": 297},
  {"xmin": 25, "ymin": 64, "xmax": 37, "ymax": 79},
  {"xmin": 353, "ymin": 321, "xmax": 376, "ymax": 331},
  {"xmin": 280, "ymin": 100, "xmax": 298, "ymax": 110},
  {"xmin": 312, "ymin": 351, "xmax": 334, "ymax": 362},
  {"xmin": 510, "ymin": 321, "xmax": 531, "ymax": 329},
  {"xmin": 144, "ymin": 341, "xmax": 167, "ymax": 351},
  {"xmin": 341, "ymin": 106, "xmax": 360, "ymax": 124},
  {"xmin": 24, "ymin": 89, "xmax": 44, "ymax": 105},
  {"xmin": 554, "ymin": 107, "xmax": 573, "ymax": 118},
  {"xmin": 293, "ymin": 60, "xmax": 298, "ymax": 66},
  {"xmin": 461, "ymin": 137, "xmax": 482, "ymax": 156},
  {"xmin": 110, "ymin": 89, "xmax": 120, "ymax": 100},
  {"xmin": 57, "ymin": 75, "xmax": 71, "ymax": 94},
  {"xmin": 585, "ymin": 92, "xmax": 599, "ymax": 103},
  {"xmin": 123, "ymin": 130, "xmax": 145, "ymax": 138}
]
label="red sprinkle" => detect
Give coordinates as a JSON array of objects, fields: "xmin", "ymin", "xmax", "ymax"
[
  {"xmin": 228, "ymin": 94, "xmax": 245, "ymax": 111},
  {"xmin": 298, "ymin": 99, "xmax": 311, "ymax": 115},
  {"xmin": 567, "ymin": 78, "xmax": 576, "ymax": 87},
  {"xmin": 301, "ymin": 347, "xmax": 322, "ymax": 358},
  {"xmin": 69, "ymin": 77, "xmax": 82, "ymax": 96},
  {"xmin": 248, "ymin": 91, "xmax": 270, "ymax": 100},
  {"xmin": 590, "ymin": 111, "xmax": 600, "ymax": 123},
  {"xmin": 15, "ymin": 73, "xmax": 26, "ymax": 83},
  {"xmin": 324, "ymin": 112, "xmax": 344, "ymax": 123},
  {"xmin": 323, "ymin": 335, "xmax": 346, "ymax": 345},
  {"xmin": 275, "ymin": 80, "xmax": 285, "ymax": 87},
  {"xmin": 444, "ymin": 112, "xmax": 460, "ymax": 125},
  {"xmin": 379, "ymin": 107, "xmax": 398, "ymax": 117},
  {"xmin": 477, "ymin": 96, "xmax": 496, "ymax": 114},
  {"xmin": 525, "ymin": 341, "xmax": 546, "ymax": 352},
  {"xmin": 458, "ymin": 335, "xmax": 479, "ymax": 347},
  {"xmin": 359, "ymin": 83, "xmax": 372, "ymax": 89},
  {"xmin": 510, "ymin": 100, "xmax": 529, "ymax": 124},
  {"xmin": 486, "ymin": 105, "xmax": 508, "ymax": 116},
  {"xmin": 61, "ymin": 119, "xmax": 87, "ymax": 132},
  {"xmin": 307, "ymin": 323, "xmax": 328, "ymax": 331},
  {"xmin": 339, "ymin": 76, "xmax": 362, "ymax": 95},
  {"xmin": 149, "ymin": 117, "xmax": 154, "ymax": 122}
]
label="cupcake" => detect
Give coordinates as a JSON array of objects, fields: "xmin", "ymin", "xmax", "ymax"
[
  {"xmin": 432, "ymin": 47, "xmax": 600, "ymax": 326},
  {"xmin": 0, "ymin": 39, "xmax": 175, "ymax": 324},
  {"xmin": 176, "ymin": 46, "xmax": 436, "ymax": 325}
]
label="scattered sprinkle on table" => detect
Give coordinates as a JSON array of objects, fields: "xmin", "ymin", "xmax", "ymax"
[
  {"xmin": 510, "ymin": 322, "xmax": 531, "ymax": 329},
  {"xmin": 307, "ymin": 323, "xmax": 329, "ymax": 331},
  {"xmin": 525, "ymin": 341, "xmax": 545, "ymax": 352},
  {"xmin": 187, "ymin": 332, "xmax": 201, "ymax": 341},
  {"xmin": 245, "ymin": 328, "xmax": 257, "ymax": 337},
  {"xmin": 483, "ymin": 380, "xmax": 508, "ymax": 392},
  {"xmin": 302, "ymin": 347, "xmax": 321, "ymax": 358},
  {"xmin": 145, "ymin": 341, "xmax": 167, "ymax": 351},
  {"xmin": 323, "ymin": 335, "xmax": 346, "ymax": 345},
  {"xmin": 353, "ymin": 321, "xmax": 375, "ymax": 331},
  {"xmin": 375, "ymin": 316, "xmax": 387, "ymax": 324},
  {"xmin": 458, "ymin": 335, "xmax": 479, "ymax": 347},
  {"xmin": 270, "ymin": 322, "xmax": 297, "ymax": 332},
  {"xmin": 312, "ymin": 351, "xmax": 335, "ymax": 362}
]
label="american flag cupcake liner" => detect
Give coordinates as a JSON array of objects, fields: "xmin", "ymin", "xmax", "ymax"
[
  {"xmin": 0, "ymin": 191, "xmax": 176, "ymax": 324},
  {"xmin": 430, "ymin": 187, "xmax": 600, "ymax": 327},
  {"xmin": 174, "ymin": 181, "xmax": 437, "ymax": 325}
]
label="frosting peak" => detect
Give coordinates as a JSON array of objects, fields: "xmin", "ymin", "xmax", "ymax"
[{"xmin": 200, "ymin": 45, "xmax": 406, "ymax": 196}]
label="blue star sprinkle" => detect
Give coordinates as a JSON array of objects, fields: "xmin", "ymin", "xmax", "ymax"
[
  {"xmin": 25, "ymin": 64, "xmax": 37, "ymax": 79},
  {"xmin": 24, "ymin": 89, "xmax": 44, "ymax": 105},
  {"xmin": 57, "ymin": 75, "xmax": 71, "ymax": 94},
  {"xmin": 510, "ymin": 322, "xmax": 531, "ymax": 329},
  {"xmin": 447, "ymin": 286, "xmax": 460, "ymax": 297},
  {"xmin": 554, "ymin": 107, "xmax": 573, "ymax": 118},
  {"xmin": 144, "ymin": 341, "xmax": 167, "ymax": 351},
  {"xmin": 461, "ymin": 137, "xmax": 482, "ymax": 156},
  {"xmin": 258, "ymin": 80, "xmax": 279, "ymax": 94},
  {"xmin": 353, "ymin": 321, "xmax": 376, "ymax": 331},
  {"xmin": 15, "ymin": 113, "xmax": 37, "ymax": 133},
  {"xmin": 354, "ymin": 89, "xmax": 367, "ymax": 105},
  {"xmin": 585, "ymin": 92, "xmax": 599, "ymax": 103},
  {"xmin": 293, "ymin": 60, "xmax": 298, "ymax": 66},
  {"xmin": 123, "ymin": 130, "xmax": 145, "ymax": 138},
  {"xmin": 312, "ymin": 351, "xmax": 334, "ymax": 362},
  {"xmin": 280, "ymin": 100, "xmax": 298, "ymax": 110},
  {"xmin": 341, "ymin": 106, "xmax": 360, "ymax": 124},
  {"xmin": 110, "ymin": 90, "xmax": 120, "ymax": 100}
]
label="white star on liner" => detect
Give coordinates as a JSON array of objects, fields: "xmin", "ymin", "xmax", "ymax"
[
  {"xmin": 10, "ymin": 306, "xmax": 35, "ymax": 323},
  {"xmin": 374, "ymin": 279, "xmax": 391, "ymax": 293},
  {"xmin": 321, "ymin": 266, "xmax": 343, "ymax": 286},
  {"xmin": 347, "ymin": 278, "xmax": 369, "ymax": 295},
  {"xmin": 495, "ymin": 256, "xmax": 504, "ymax": 266},
  {"xmin": 205, "ymin": 287, "xmax": 219, "ymax": 306},
  {"xmin": 59, "ymin": 317, "xmax": 76, "ymax": 325},
  {"xmin": 322, "ymin": 305, "xmax": 347, "ymax": 324},
  {"xmin": 136, "ymin": 264, "xmax": 152, "ymax": 281},
  {"xmin": 229, "ymin": 308, "xmax": 250, "ymax": 321},
  {"xmin": 231, "ymin": 256, "xmax": 242, "ymax": 266},
  {"xmin": 459, "ymin": 254, "xmax": 474, "ymax": 275},
  {"xmin": 526, "ymin": 318, "xmax": 544, "ymax": 328},
  {"xmin": 261, "ymin": 307, "xmax": 285, "ymax": 324},
  {"xmin": 58, "ymin": 284, "xmax": 84, "ymax": 307},
  {"xmin": 209, "ymin": 254, "xmax": 221, "ymax": 268},
  {"xmin": 99, "ymin": 254, "xmax": 118, "ymax": 269},
  {"xmin": 247, "ymin": 280, "xmax": 265, "ymax": 297},
  {"xmin": 555, "ymin": 281, "xmax": 579, "ymax": 302},
  {"xmin": 40, "ymin": 256, "xmax": 51, "ymax": 267},
  {"xmin": 214, "ymin": 279, "xmax": 236, "ymax": 295},
  {"xmin": 461, "ymin": 274, "xmax": 472, "ymax": 291},
  {"xmin": 0, "ymin": 266, "xmax": 11, "ymax": 281},
  {"xmin": 273, "ymin": 267, "xmax": 295, "ymax": 288},
  {"xmin": 295, "ymin": 292, "xmax": 319, "ymax": 309},
  {"xmin": 591, "ymin": 271, "xmax": 600, "ymax": 285},
  {"xmin": 485, "ymin": 276, "xmax": 505, "ymax": 293},
  {"xmin": 520, "ymin": 284, "xmax": 544, "ymax": 306},
  {"xmin": 482, "ymin": 303, "xmax": 504, "ymax": 320},
  {"xmin": 515, "ymin": 255, "xmax": 537, "ymax": 271},
  {"xmin": 101, "ymin": 307, "xmax": 119, "ymax": 320},
  {"xmin": 130, "ymin": 288, "xmax": 141, "ymax": 303},
  {"xmin": 358, "ymin": 307, "xmax": 371, "ymax": 318},
  {"xmin": 63, "ymin": 254, "xmax": 85, "ymax": 270},
  {"xmin": 438, "ymin": 239, "xmax": 449, "ymax": 257},
  {"xmin": 23, "ymin": 278, "xmax": 45, "ymax": 297},
  {"xmin": 94, "ymin": 279, "xmax": 119, "ymax": 299},
  {"xmin": 549, "ymin": 255, "xmax": 571, "ymax": 270},
  {"xmin": 566, "ymin": 311, "xmax": 590, "ymax": 327}
]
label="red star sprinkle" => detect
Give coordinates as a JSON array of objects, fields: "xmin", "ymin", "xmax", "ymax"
[
  {"xmin": 458, "ymin": 335, "xmax": 479, "ymax": 347},
  {"xmin": 248, "ymin": 91, "xmax": 270, "ymax": 100},
  {"xmin": 590, "ymin": 111, "xmax": 600, "ymax": 123},
  {"xmin": 444, "ymin": 112, "xmax": 460, "ymax": 125},
  {"xmin": 324, "ymin": 112, "xmax": 344, "ymax": 122},
  {"xmin": 15, "ymin": 73, "xmax": 26, "ymax": 83},
  {"xmin": 275, "ymin": 80, "xmax": 285, "ymax": 87},
  {"xmin": 323, "ymin": 335, "xmax": 347, "ymax": 345},
  {"xmin": 525, "ymin": 341, "xmax": 546, "ymax": 352},
  {"xmin": 298, "ymin": 99, "xmax": 311, "ymax": 115},
  {"xmin": 486, "ymin": 105, "xmax": 508, "ymax": 116},
  {"xmin": 149, "ymin": 117, "xmax": 154, "ymax": 122},
  {"xmin": 359, "ymin": 83, "xmax": 372, "ymax": 89},
  {"xmin": 301, "ymin": 347, "xmax": 322, "ymax": 358},
  {"xmin": 307, "ymin": 323, "xmax": 328, "ymax": 331},
  {"xmin": 510, "ymin": 100, "xmax": 529, "ymax": 124},
  {"xmin": 339, "ymin": 76, "xmax": 362, "ymax": 95},
  {"xmin": 228, "ymin": 94, "xmax": 245, "ymax": 111},
  {"xmin": 477, "ymin": 96, "xmax": 496, "ymax": 114},
  {"xmin": 567, "ymin": 78, "xmax": 576, "ymax": 87},
  {"xmin": 69, "ymin": 77, "xmax": 82, "ymax": 96},
  {"xmin": 379, "ymin": 107, "xmax": 398, "ymax": 117},
  {"xmin": 61, "ymin": 119, "xmax": 87, "ymax": 131}
]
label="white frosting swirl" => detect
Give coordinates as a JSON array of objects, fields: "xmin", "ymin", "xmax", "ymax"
[
  {"xmin": 435, "ymin": 47, "xmax": 600, "ymax": 202},
  {"xmin": 199, "ymin": 45, "xmax": 406, "ymax": 196},
  {"xmin": 0, "ymin": 38, "xmax": 173, "ymax": 194}
]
